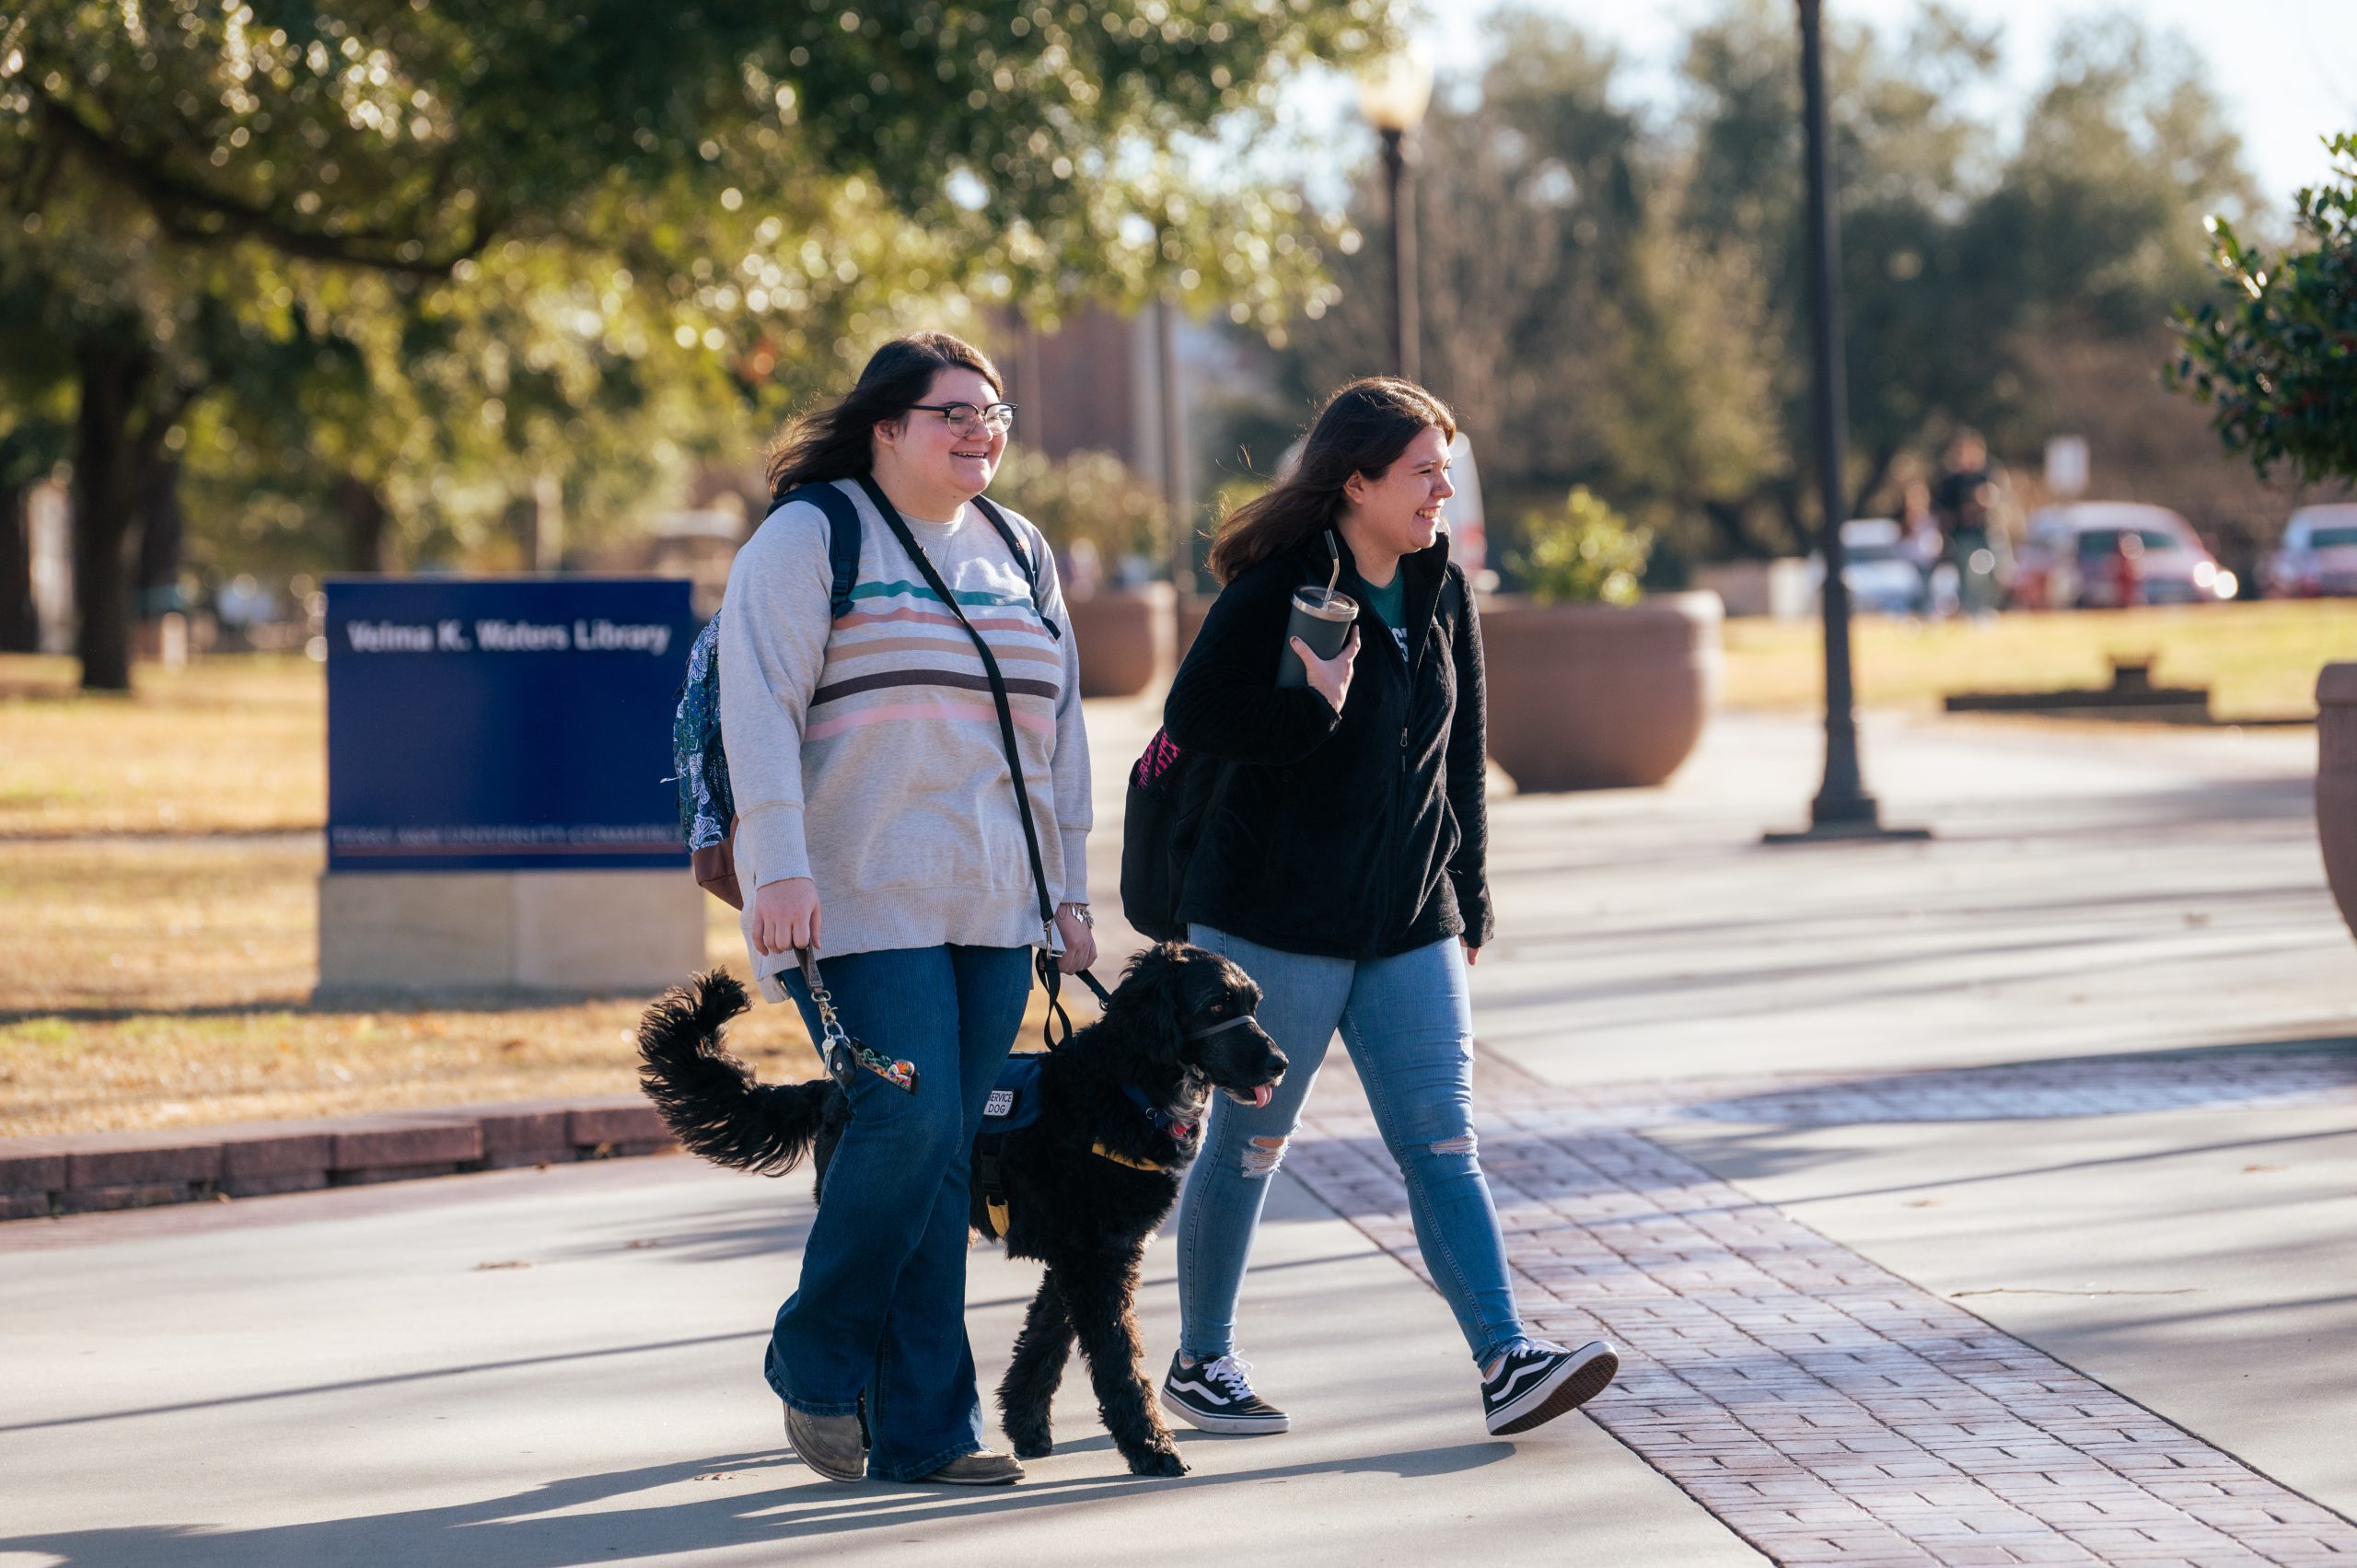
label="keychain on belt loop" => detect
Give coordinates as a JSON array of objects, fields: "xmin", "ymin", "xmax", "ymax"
[{"xmin": 797, "ymin": 948, "xmax": 919, "ymax": 1094}]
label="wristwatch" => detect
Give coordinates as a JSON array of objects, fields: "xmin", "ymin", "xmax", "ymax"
[{"xmin": 1060, "ymin": 902, "xmax": 1095, "ymax": 928}]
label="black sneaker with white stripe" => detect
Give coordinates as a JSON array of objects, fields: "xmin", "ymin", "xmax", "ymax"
[
  {"xmin": 1481, "ymin": 1339, "xmax": 1619, "ymax": 1435},
  {"xmin": 1160, "ymin": 1353, "xmax": 1290, "ymax": 1434}
]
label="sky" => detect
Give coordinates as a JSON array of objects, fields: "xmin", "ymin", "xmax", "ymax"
[{"xmin": 1398, "ymin": 0, "xmax": 2357, "ymax": 212}]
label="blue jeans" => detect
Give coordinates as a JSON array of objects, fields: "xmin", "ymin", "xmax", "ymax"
[
  {"xmin": 1176, "ymin": 925, "xmax": 1526, "ymax": 1367},
  {"xmin": 769, "ymin": 943, "xmax": 1031, "ymax": 1481}
]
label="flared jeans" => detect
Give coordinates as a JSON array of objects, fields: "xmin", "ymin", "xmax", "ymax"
[{"xmin": 769, "ymin": 943, "xmax": 1030, "ymax": 1481}]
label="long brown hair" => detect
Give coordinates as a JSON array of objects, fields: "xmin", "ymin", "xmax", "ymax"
[
  {"xmin": 1207, "ymin": 377, "xmax": 1457, "ymax": 583},
  {"xmin": 763, "ymin": 331, "xmax": 1004, "ymax": 497}
]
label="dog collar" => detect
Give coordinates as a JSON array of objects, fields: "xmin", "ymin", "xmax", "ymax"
[{"xmin": 1120, "ymin": 1083, "xmax": 1195, "ymax": 1143}]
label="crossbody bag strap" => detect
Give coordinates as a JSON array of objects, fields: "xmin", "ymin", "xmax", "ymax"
[
  {"xmin": 852, "ymin": 477, "xmax": 1061, "ymax": 930},
  {"xmin": 852, "ymin": 477, "xmax": 1077, "ymax": 1044},
  {"xmin": 970, "ymin": 494, "xmax": 1062, "ymax": 640}
]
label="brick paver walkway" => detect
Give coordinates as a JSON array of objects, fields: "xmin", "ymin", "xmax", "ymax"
[{"xmin": 1286, "ymin": 1051, "xmax": 2357, "ymax": 1567}]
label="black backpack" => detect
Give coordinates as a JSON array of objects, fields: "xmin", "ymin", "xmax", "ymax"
[{"xmin": 1119, "ymin": 726, "xmax": 1220, "ymax": 942}]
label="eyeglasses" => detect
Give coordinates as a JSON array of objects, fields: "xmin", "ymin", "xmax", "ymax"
[{"xmin": 910, "ymin": 401, "xmax": 1017, "ymax": 435}]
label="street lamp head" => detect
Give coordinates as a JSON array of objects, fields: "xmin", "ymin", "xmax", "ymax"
[{"xmin": 1356, "ymin": 47, "xmax": 1434, "ymax": 134}]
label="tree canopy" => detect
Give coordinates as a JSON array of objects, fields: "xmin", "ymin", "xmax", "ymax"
[
  {"xmin": 2171, "ymin": 133, "xmax": 2357, "ymax": 486},
  {"xmin": 1271, "ymin": 0, "xmax": 2283, "ymax": 578},
  {"xmin": 2, "ymin": 0, "xmax": 1394, "ymax": 685}
]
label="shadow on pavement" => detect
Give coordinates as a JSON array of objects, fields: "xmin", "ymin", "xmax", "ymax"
[
  {"xmin": 0, "ymin": 1330, "xmax": 769, "ymax": 1438},
  {"xmin": 1674, "ymin": 1034, "xmax": 2357, "ymax": 1128},
  {"xmin": 0, "ymin": 1439, "xmax": 1512, "ymax": 1566},
  {"xmin": 1661, "ymin": 1121, "xmax": 2357, "ymax": 1201}
]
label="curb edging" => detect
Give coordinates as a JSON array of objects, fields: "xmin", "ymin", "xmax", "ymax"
[{"xmin": 0, "ymin": 1096, "xmax": 676, "ymax": 1220}]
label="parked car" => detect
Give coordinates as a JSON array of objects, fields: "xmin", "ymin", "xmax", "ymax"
[
  {"xmin": 1805, "ymin": 517, "xmax": 1931, "ymax": 615},
  {"xmin": 2013, "ymin": 503, "xmax": 2235, "ymax": 609},
  {"xmin": 2266, "ymin": 504, "xmax": 2357, "ymax": 598}
]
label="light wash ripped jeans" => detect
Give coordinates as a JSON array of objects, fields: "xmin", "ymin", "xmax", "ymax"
[{"xmin": 1174, "ymin": 924, "xmax": 1527, "ymax": 1367}]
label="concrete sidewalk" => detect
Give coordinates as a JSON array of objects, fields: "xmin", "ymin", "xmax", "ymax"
[{"xmin": 0, "ymin": 1150, "xmax": 1751, "ymax": 1567}]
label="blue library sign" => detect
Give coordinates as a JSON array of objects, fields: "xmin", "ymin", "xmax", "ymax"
[{"xmin": 324, "ymin": 577, "xmax": 698, "ymax": 873}]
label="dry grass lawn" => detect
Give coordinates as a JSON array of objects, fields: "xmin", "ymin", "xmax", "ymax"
[
  {"xmin": 0, "ymin": 834, "xmax": 841, "ymax": 1134},
  {"xmin": 1722, "ymin": 599, "xmax": 2357, "ymax": 718},
  {"xmin": 0, "ymin": 654, "xmax": 324, "ymax": 835}
]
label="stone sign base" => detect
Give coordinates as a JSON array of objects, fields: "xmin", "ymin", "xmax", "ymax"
[{"xmin": 318, "ymin": 869, "xmax": 705, "ymax": 1000}]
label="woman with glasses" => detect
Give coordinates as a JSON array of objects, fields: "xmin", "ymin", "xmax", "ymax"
[
  {"xmin": 1154, "ymin": 377, "xmax": 1619, "ymax": 1442},
  {"xmin": 718, "ymin": 331, "xmax": 1095, "ymax": 1486}
]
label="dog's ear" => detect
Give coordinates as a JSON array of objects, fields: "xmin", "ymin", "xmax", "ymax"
[{"xmin": 1115, "ymin": 941, "xmax": 1195, "ymax": 1062}]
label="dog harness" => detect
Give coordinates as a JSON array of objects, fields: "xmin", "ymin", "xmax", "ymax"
[
  {"xmin": 972, "ymin": 1056, "xmax": 1199, "ymax": 1240},
  {"xmin": 970, "ymin": 989, "xmax": 1259, "ymax": 1239}
]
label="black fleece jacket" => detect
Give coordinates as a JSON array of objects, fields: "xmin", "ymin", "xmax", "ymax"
[{"xmin": 1163, "ymin": 528, "xmax": 1493, "ymax": 959}]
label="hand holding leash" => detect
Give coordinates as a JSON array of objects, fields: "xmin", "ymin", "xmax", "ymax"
[
  {"xmin": 1052, "ymin": 903, "xmax": 1097, "ymax": 974},
  {"xmin": 752, "ymin": 877, "xmax": 820, "ymax": 956}
]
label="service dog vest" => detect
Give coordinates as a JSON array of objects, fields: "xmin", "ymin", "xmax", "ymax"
[
  {"xmin": 976, "ymin": 1054, "xmax": 1047, "ymax": 1238},
  {"xmin": 974, "ymin": 1056, "xmax": 1183, "ymax": 1239},
  {"xmin": 981, "ymin": 1052, "xmax": 1049, "ymax": 1136}
]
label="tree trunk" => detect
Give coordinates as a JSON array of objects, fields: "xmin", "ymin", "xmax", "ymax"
[
  {"xmin": 332, "ymin": 474, "xmax": 393, "ymax": 573},
  {"xmin": 1849, "ymin": 441, "xmax": 1900, "ymax": 525},
  {"xmin": 135, "ymin": 456, "xmax": 184, "ymax": 618},
  {"xmin": 71, "ymin": 340, "xmax": 157, "ymax": 691},
  {"xmin": 1771, "ymin": 475, "xmax": 1812, "ymax": 556},
  {"xmin": 0, "ymin": 480, "xmax": 36, "ymax": 654},
  {"xmin": 1701, "ymin": 498, "xmax": 1771, "ymax": 561}
]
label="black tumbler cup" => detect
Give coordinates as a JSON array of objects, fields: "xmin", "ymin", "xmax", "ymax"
[{"xmin": 1276, "ymin": 586, "xmax": 1359, "ymax": 689}]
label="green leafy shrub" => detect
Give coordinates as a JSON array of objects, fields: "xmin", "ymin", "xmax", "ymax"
[
  {"xmin": 991, "ymin": 448, "xmax": 1169, "ymax": 575},
  {"xmin": 1511, "ymin": 486, "xmax": 1653, "ymax": 605},
  {"xmin": 2168, "ymin": 132, "xmax": 2357, "ymax": 484}
]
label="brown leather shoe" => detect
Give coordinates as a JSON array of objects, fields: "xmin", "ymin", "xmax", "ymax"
[
  {"xmin": 917, "ymin": 1449, "xmax": 1024, "ymax": 1485},
  {"xmin": 784, "ymin": 1402, "xmax": 865, "ymax": 1482}
]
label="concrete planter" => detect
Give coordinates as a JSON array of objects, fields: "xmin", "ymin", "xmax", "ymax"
[
  {"xmin": 2316, "ymin": 663, "xmax": 2357, "ymax": 941},
  {"xmin": 1066, "ymin": 584, "xmax": 1174, "ymax": 699},
  {"xmin": 1480, "ymin": 591, "xmax": 1724, "ymax": 791}
]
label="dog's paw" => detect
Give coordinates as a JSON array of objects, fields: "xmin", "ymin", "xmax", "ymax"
[
  {"xmin": 1127, "ymin": 1446, "xmax": 1188, "ymax": 1478},
  {"xmin": 1009, "ymin": 1434, "xmax": 1054, "ymax": 1460}
]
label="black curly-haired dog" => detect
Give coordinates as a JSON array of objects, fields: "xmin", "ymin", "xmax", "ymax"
[{"xmin": 635, "ymin": 941, "xmax": 1288, "ymax": 1479}]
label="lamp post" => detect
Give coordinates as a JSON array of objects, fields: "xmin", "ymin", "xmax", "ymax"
[
  {"xmin": 1358, "ymin": 50, "xmax": 1434, "ymax": 383},
  {"xmin": 1156, "ymin": 289, "xmax": 1192, "ymax": 594},
  {"xmin": 1766, "ymin": 0, "xmax": 1927, "ymax": 845}
]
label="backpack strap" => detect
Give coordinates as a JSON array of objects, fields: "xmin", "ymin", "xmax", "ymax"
[
  {"xmin": 971, "ymin": 494, "xmax": 1062, "ymax": 641},
  {"xmin": 768, "ymin": 482, "xmax": 865, "ymax": 621}
]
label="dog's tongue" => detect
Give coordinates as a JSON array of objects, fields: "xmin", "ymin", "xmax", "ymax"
[{"xmin": 1252, "ymin": 1084, "xmax": 1274, "ymax": 1109}]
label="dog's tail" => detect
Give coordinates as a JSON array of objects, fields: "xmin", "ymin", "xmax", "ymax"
[{"xmin": 636, "ymin": 970, "xmax": 833, "ymax": 1176}]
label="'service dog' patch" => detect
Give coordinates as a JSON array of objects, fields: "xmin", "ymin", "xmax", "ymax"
[{"xmin": 981, "ymin": 1054, "xmax": 1049, "ymax": 1133}]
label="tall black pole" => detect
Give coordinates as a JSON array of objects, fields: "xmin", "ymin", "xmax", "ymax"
[
  {"xmin": 1797, "ymin": 0, "xmax": 1876, "ymax": 830},
  {"xmin": 1156, "ymin": 290, "xmax": 1191, "ymax": 594},
  {"xmin": 1380, "ymin": 126, "xmax": 1420, "ymax": 383}
]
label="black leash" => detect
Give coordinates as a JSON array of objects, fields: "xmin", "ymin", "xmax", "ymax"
[{"xmin": 1040, "ymin": 965, "xmax": 1116, "ymax": 1050}]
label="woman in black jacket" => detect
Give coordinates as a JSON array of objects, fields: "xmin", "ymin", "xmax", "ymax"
[{"xmin": 1153, "ymin": 379, "xmax": 1619, "ymax": 1441}]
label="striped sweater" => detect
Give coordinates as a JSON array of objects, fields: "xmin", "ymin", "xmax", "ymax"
[{"xmin": 716, "ymin": 477, "xmax": 1091, "ymax": 1000}]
